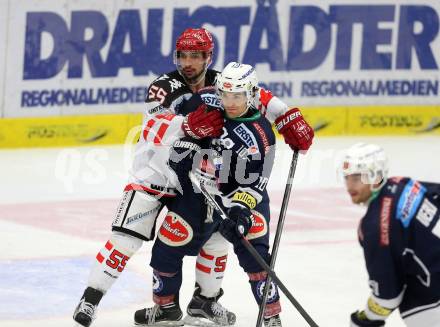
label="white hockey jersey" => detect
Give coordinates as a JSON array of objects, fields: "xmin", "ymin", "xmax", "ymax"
[{"xmin": 127, "ymin": 69, "xmax": 289, "ymax": 197}]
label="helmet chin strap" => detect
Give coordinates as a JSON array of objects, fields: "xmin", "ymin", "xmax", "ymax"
[
  {"xmin": 237, "ymin": 106, "xmax": 250, "ymax": 118},
  {"xmin": 363, "ymin": 178, "xmax": 386, "ymax": 206},
  {"xmin": 369, "ymin": 176, "xmax": 387, "ymax": 192}
]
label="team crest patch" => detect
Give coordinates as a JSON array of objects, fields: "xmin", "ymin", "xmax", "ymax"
[
  {"xmin": 152, "ymin": 271, "xmax": 163, "ymax": 293},
  {"xmin": 246, "ymin": 210, "xmax": 267, "ymax": 240},
  {"xmin": 257, "ymin": 280, "xmax": 278, "ymax": 303},
  {"xmin": 158, "ymin": 212, "xmax": 193, "ymax": 246}
]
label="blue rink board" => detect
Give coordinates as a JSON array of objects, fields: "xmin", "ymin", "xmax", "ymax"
[{"xmin": 0, "ymin": 257, "xmax": 150, "ymax": 319}]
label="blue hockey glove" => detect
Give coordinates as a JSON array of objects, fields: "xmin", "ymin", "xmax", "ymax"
[
  {"xmin": 350, "ymin": 311, "xmax": 385, "ymax": 327},
  {"xmin": 219, "ymin": 206, "xmax": 253, "ymax": 243}
]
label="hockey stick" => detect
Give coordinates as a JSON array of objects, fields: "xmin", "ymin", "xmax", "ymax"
[
  {"xmin": 189, "ymin": 172, "xmax": 319, "ymax": 327},
  {"xmin": 256, "ymin": 150, "xmax": 299, "ymax": 327}
]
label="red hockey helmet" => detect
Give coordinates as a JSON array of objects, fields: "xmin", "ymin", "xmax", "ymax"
[{"xmin": 175, "ymin": 28, "xmax": 214, "ymax": 53}]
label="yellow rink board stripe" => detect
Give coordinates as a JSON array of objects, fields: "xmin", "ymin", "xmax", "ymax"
[
  {"xmin": 0, "ymin": 113, "xmax": 144, "ymax": 148},
  {"xmin": 302, "ymin": 105, "xmax": 440, "ymax": 136},
  {"xmin": 0, "ymin": 106, "xmax": 439, "ymax": 148}
]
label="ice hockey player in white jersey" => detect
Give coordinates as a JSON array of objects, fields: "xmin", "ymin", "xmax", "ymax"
[
  {"xmin": 73, "ymin": 27, "xmax": 314, "ymax": 327},
  {"xmin": 133, "ymin": 62, "xmax": 285, "ymax": 327}
]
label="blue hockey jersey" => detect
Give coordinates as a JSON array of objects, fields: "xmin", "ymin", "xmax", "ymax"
[
  {"xmin": 359, "ymin": 177, "xmax": 440, "ymax": 312},
  {"xmin": 180, "ymin": 87, "xmax": 276, "ymax": 208}
]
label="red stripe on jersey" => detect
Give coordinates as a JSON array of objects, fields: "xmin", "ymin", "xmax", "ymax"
[
  {"xmin": 155, "ymin": 113, "xmax": 176, "ymax": 121},
  {"xmin": 124, "ymin": 183, "xmax": 175, "ymax": 197},
  {"xmin": 96, "ymin": 252, "xmax": 104, "ymax": 263},
  {"xmin": 199, "ymin": 249, "xmax": 214, "ymax": 260},
  {"xmin": 259, "ymin": 88, "xmax": 274, "ymax": 107},
  {"xmin": 143, "ymin": 119, "xmax": 156, "ymax": 140},
  {"xmin": 196, "ymin": 262, "xmax": 211, "ymax": 274},
  {"xmin": 154, "ymin": 123, "xmax": 170, "ymax": 144},
  {"xmin": 105, "ymin": 241, "xmax": 113, "ymax": 251}
]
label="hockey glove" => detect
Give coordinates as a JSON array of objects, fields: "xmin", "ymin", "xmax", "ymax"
[
  {"xmin": 182, "ymin": 103, "xmax": 224, "ymax": 139},
  {"xmin": 350, "ymin": 311, "xmax": 385, "ymax": 327},
  {"xmin": 275, "ymin": 108, "xmax": 314, "ymax": 151},
  {"xmin": 219, "ymin": 205, "xmax": 253, "ymax": 243}
]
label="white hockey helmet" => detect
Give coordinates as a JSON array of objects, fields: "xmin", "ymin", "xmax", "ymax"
[
  {"xmin": 216, "ymin": 62, "xmax": 259, "ymax": 107},
  {"xmin": 341, "ymin": 143, "xmax": 389, "ymax": 185}
]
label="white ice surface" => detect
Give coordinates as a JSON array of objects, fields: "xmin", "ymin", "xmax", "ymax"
[{"xmin": 1, "ymin": 136, "xmax": 439, "ymax": 327}]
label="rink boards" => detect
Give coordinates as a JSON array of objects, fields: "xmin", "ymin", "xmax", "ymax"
[
  {"xmin": 0, "ymin": 0, "xmax": 440, "ymax": 148},
  {"xmin": 0, "ymin": 105, "xmax": 439, "ymax": 148}
]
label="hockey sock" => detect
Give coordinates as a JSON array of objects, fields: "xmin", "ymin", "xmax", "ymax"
[
  {"xmin": 195, "ymin": 233, "xmax": 229, "ymax": 298},
  {"xmin": 152, "ymin": 270, "xmax": 182, "ymax": 305},
  {"xmin": 248, "ymin": 271, "xmax": 282, "ymax": 318},
  {"xmin": 87, "ymin": 232, "xmax": 142, "ymax": 293}
]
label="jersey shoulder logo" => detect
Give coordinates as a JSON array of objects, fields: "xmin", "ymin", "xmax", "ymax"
[
  {"xmin": 396, "ymin": 180, "xmax": 426, "ymax": 228},
  {"xmin": 169, "ymin": 78, "xmax": 184, "ymax": 92}
]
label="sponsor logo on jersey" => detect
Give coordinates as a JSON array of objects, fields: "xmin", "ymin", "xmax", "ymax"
[
  {"xmin": 252, "ymin": 122, "xmax": 270, "ymax": 154},
  {"xmin": 416, "ymin": 198, "xmax": 438, "ymax": 227},
  {"xmin": 397, "ymin": 180, "xmax": 426, "ymax": 228},
  {"xmin": 233, "ymin": 123, "xmax": 259, "ymax": 151},
  {"xmin": 147, "ymin": 104, "xmax": 165, "ymax": 115},
  {"xmin": 232, "ymin": 191, "xmax": 257, "ymax": 209},
  {"xmin": 248, "ymin": 145, "xmax": 259, "ymax": 155},
  {"xmin": 379, "ymin": 196, "xmax": 393, "ymax": 246},
  {"xmin": 158, "ymin": 212, "xmax": 193, "ymax": 246},
  {"xmin": 247, "ymin": 210, "xmax": 268, "ymax": 240}
]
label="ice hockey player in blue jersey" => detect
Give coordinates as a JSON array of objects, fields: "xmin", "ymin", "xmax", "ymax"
[
  {"xmin": 341, "ymin": 143, "xmax": 440, "ymax": 327},
  {"xmin": 73, "ymin": 27, "xmax": 313, "ymax": 327},
  {"xmin": 133, "ymin": 62, "xmax": 284, "ymax": 327}
]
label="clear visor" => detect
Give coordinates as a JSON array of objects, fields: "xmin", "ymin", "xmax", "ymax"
[
  {"xmin": 218, "ymin": 90, "xmax": 247, "ymax": 104},
  {"xmin": 173, "ymin": 51, "xmax": 209, "ymax": 65}
]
